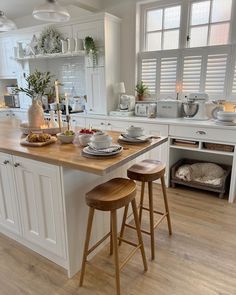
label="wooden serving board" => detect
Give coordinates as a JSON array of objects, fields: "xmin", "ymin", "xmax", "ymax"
[{"xmin": 20, "ymin": 137, "xmax": 57, "ymax": 147}]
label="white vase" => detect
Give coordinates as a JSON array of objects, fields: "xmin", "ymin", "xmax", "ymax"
[
  {"xmin": 28, "ymin": 100, "xmax": 45, "ymax": 128},
  {"xmin": 49, "ymin": 110, "xmax": 59, "ymax": 128}
]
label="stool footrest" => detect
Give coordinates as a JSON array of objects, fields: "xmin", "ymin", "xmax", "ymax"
[
  {"xmin": 119, "ymin": 245, "xmax": 142, "ymax": 271},
  {"xmin": 88, "ymin": 232, "xmax": 111, "ymax": 255},
  {"xmin": 124, "ymin": 223, "xmax": 151, "ymax": 235},
  {"xmin": 142, "ymin": 206, "xmax": 165, "ymax": 216},
  {"xmin": 117, "ymin": 237, "xmax": 138, "ymax": 248}
]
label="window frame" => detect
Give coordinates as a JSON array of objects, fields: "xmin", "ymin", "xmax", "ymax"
[
  {"xmin": 140, "ymin": 0, "xmax": 183, "ymax": 52},
  {"xmin": 187, "ymin": 0, "xmax": 234, "ymax": 48}
]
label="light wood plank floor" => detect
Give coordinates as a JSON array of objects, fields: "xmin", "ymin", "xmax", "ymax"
[{"xmin": 0, "ymin": 185, "xmax": 236, "ymax": 295}]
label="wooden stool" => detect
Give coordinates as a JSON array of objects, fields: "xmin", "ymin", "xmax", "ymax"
[
  {"xmin": 119, "ymin": 160, "xmax": 172, "ymax": 260},
  {"xmin": 79, "ymin": 178, "xmax": 148, "ymax": 295}
]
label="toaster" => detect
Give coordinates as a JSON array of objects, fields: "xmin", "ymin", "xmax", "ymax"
[{"xmin": 135, "ymin": 102, "xmax": 157, "ymax": 117}]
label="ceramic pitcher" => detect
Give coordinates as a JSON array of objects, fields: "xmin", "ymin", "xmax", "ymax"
[{"xmin": 28, "ymin": 99, "xmax": 45, "ymax": 128}]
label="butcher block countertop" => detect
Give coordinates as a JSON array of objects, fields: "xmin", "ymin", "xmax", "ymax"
[{"xmin": 0, "ymin": 119, "xmax": 167, "ymax": 175}]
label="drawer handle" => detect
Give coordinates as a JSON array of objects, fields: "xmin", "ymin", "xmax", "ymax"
[
  {"xmin": 14, "ymin": 163, "xmax": 20, "ymax": 167},
  {"xmin": 196, "ymin": 130, "xmax": 206, "ymax": 135},
  {"xmin": 107, "ymin": 123, "xmax": 111, "ymax": 126},
  {"xmin": 3, "ymin": 160, "xmax": 9, "ymax": 165},
  {"xmin": 100, "ymin": 122, "xmax": 104, "ymax": 125}
]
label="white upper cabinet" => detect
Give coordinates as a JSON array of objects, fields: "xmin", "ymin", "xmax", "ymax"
[
  {"xmin": 0, "ymin": 153, "xmax": 20, "ymax": 235},
  {"xmin": 0, "ymin": 37, "xmax": 17, "ymax": 79}
]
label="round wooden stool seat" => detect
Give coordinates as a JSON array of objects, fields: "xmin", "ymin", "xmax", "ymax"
[
  {"xmin": 86, "ymin": 178, "xmax": 136, "ymax": 211},
  {"xmin": 127, "ymin": 159, "xmax": 165, "ymax": 182}
]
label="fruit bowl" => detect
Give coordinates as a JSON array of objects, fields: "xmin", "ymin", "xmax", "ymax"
[{"xmin": 57, "ymin": 130, "xmax": 75, "ymax": 143}]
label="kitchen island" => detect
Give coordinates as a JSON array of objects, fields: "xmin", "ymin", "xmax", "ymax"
[{"xmin": 0, "ymin": 118, "xmax": 167, "ymax": 277}]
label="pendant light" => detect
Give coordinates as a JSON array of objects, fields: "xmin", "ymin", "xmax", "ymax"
[
  {"xmin": 32, "ymin": 0, "xmax": 70, "ymax": 22},
  {"xmin": 0, "ymin": 11, "xmax": 17, "ymax": 32}
]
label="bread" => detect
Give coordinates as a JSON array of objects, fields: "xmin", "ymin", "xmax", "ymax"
[{"xmin": 27, "ymin": 133, "xmax": 51, "ymax": 143}]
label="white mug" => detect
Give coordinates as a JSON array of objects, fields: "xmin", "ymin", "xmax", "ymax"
[
  {"xmin": 67, "ymin": 38, "xmax": 75, "ymax": 53},
  {"xmin": 61, "ymin": 40, "xmax": 68, "ymax": 54},
  {"xmin": 74, "ymin": 38, "xmax": 83, "ymax": 52}
]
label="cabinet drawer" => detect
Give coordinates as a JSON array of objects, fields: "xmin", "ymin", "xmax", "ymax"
[{"xmin": 169, "ymin": 125, "xmax": 235, "ymax": 143}]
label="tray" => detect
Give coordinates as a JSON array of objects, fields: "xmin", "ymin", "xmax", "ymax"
[
  {"xmin": 20, "ymin": 123, "xmax": 66, "ymax": 135},
  {"xmin": 20, "ymin": 137, "xmax": 57, "ymax": 147}
]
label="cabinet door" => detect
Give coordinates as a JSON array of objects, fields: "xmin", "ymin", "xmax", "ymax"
[
  {"xmin": 0, "ymin": 153, "xmax": 20, "ymax": 235},
  {"xmin": 85, "ymin": 67, "xmax": 106, "ymax": 114},
  {"xmin": 0, "ymin": 38, "xmax": 17, "ymax": 78},
  {"xmin": 12, "ymin": 111, "xmax": 27, "ymax": 122},
  {"xmin": 71, "ymin": 115, "xmax": 86, "ymax": 129},
  {"xmin": 14, "ymin": 157, "xmax": 66, "ymax": 258},
  {"xmin": 86, "ymin": 117, "xmax": 108, "ymax": 130}
]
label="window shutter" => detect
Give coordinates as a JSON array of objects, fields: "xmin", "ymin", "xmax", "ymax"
[
  {"xmin": 140, "ymin": 57, "xmax": 157, "ymax": 94},
  {"xmin": 182, "ymin": 55, "xmax": 202, "ymax": 93},
  {"xmin": 205, "ymin": 54, "xmax": 227, "ymax": 95},
  {"xmin": 160, "ymin": 57, "xmax": 177, "ymax": 94},
  {"xmin": 232, "ymin": 61, "xmax": 236, "ymax": 95}
]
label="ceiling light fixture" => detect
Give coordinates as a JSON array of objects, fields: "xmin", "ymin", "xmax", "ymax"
[
  {"xmin": 32, "ymin": 0, "xmax": 70, "ymax": 22},
  {"xmin": 0, "ymin": 11, "xmax": 17, "ymax": 32}
]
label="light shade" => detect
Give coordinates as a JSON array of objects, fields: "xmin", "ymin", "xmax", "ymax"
[
  {"xmin": 115, "ymin": 82, "xmax": 126, "ymax": 94},
  {"xmin": 32, "ymin": 0, "xmax": 70, "ymax": 22},
  {"xmin": 0, "ymin": 11, "xmax": 17, "ymax": 32}
]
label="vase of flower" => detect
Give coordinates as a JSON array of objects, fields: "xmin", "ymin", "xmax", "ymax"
[
  {"xmin": 28, "ymin": 99, "xmax": 45, "ymax": 128},
  {"xmin": 15, "ymin": 70, "xmax": 54, "ymax": 129}
]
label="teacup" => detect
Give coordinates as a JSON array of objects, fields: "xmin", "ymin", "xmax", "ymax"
[{"xmin": 126, "ymin": 126, "xmax": 144, "ymax": 137}]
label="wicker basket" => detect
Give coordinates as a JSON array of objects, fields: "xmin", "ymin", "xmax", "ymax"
[
  {"xmin": 171, "ymin": 158, "xmax": 231, "ymax": 199},
  {"xmin": 203, "ymin": 142, "xmax": 234, "ymax": 153}
]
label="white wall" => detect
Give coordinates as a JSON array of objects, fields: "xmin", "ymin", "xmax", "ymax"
[{"xmin": 104, "ymin": 0, "xmax": 138, "ymax": 95}]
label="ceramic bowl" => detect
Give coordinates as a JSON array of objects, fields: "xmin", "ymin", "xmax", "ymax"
[
  {"xmin": 77, "ymin": 133, "xmax": 93, "ymax": 146},
  {"xmin": 217, "ymin": 111, "xmax": 236, "ymax": 122},
  {"xmin": 90, "ymin": 134, "xmax": 112, "ymax": 149},
  {"xmin": 126, "ymin": 126, "xmax": 144, "ymax": 137},
  {"xmin": 57, "ymin": 132, "xmax": 75, "ymax": 143}
]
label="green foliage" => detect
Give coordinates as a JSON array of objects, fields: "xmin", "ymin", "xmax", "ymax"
[
  {"xmin": 135, "ymin": 81, "xmax": 149, "ymax": 95},
  {"xmin": 84, "ymin": 36, "xmax": 98, "ymax": 67},
  {"xmin": 37, "ymin": 26, "xmax": 64, "ymax": 54},
  {"xmin": 16, "ymin": 70, "xmax": 53, "ymax": 100}
]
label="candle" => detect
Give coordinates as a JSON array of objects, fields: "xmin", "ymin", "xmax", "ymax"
[
  {"xmin": 65, "ymin": 93, "xmax": 69, "ymax": 116},
  {"xmin": 55, "ymin": 80, "xmax": 60, "ymax": 103}
]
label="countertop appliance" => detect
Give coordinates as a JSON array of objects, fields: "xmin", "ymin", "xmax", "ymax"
[
  {"xmin": 135, "ymin": 101, "xmax": 157, "ymax": 117},
  {"xmin": 156, "ymin": 99, "xmax": 183, "ymax": 118},
  {"xmin": 183, "ymin": 93, "xmax": 209, "ymax": 120},
  {"xmin": 120, "ymin": 95, "xmax": 135, "ymax": 111},
  {"xmin": 4, "ymin": 94, "xmax": 20, "ymax": 108}
]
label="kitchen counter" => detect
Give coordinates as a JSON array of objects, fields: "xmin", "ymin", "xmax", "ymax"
[
  {"xmin": 0, "ymin": 118, "xmax": 167, "ymax": 175},
  {"xmin": 0, "ymin": 118, "xmax": 167, "ymax": 278}
]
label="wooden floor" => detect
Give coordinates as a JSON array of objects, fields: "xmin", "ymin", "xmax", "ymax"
[{"xmin": 0, "ymin": 184, "xmax": 236, "ymax": 295}]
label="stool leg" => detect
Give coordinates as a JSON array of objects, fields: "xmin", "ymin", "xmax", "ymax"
[
  {"xmin": 131, "ymin": 198, "xmax": 148, "ymax": 271},
  {"xmin": 139, "ymin": 182, "xmax": 145, "ymax": 224},
  {"xmin": 111, "ymin": 210, "xmax": 121, "ymax": 295},
  {"xmin": 148, "ymin": 181, "xmax": 155, "ymax": 260},
  {"xmin": 79, "ymin": 207, "xmax": 95, "ymax": 286},
  {"xmin": 161, "ymin": 176, "xmax": 172, "ymax": 235},
  {"xmin": 118, "ymin": 205, "xmax": 129, "ymax": 246},
  {"xmin": 110, "ymin": 213, "xmax": 113, "ymax": 255}
]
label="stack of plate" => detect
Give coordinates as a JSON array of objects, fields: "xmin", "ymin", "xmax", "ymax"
[
  {"xmin": 83, "ymin": 144, "xmax": 123, "ymax": 157},
  {"xmin": 215, "ymin": 111, "xmax": 236, "ymax": 126},
  {"xmin": 119, "ymin": 133, "xmax": 151, "ymax": 143}
]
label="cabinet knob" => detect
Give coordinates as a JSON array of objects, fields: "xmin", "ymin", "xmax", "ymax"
[
  {"xmin": 100, "ymin": 122, "xmax": 104, "ymax": 125},
  {"xmin": 107, "ymin": 123, "xmax": 111, "ymax": 126},
  {"xmin": 196, "ymin": 130, "xmax": 206, "ymax": 135},
  {"xmin": 6, "ymin": 114, "xmax": 9, "ymax": 117},
  {"xmin": 3, "ymin": 160, "xmax": 9, "ymax": 165},
  {"xmin": 14, "ymin": 163, "xmax": 20, "ymax": 167}
]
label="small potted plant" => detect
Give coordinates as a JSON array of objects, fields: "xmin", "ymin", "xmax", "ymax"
[
  {"xmin": 16, "ymin": 70, "xmax": 53, "ymax": 128},
  {"xmin": 84, "ymin": 36, "xmax": 98, "ymax": 67},
  {"xmin": 135, "ymin": 81, "xmax": 149, "ymax": 101}
]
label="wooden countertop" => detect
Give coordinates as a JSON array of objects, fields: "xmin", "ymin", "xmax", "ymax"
[{"xmin": 0, "ymin": 119, "xmax": 167, "ymax": 175}]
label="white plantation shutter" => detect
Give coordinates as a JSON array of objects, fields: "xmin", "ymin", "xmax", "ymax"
[
  {"xmin": 182, "ymin": 55, "xmax": 202, "ymax": 93},
  {"xmin": 160, "ymin": 57, "xmax": 177, "ymax": 94},
  {"xmin": 231, "ymin": 62, "xmax": 236, "ymax": 95},
  {"xmin": 140, "ymin": 57, "xmax": 157, "ymax": 94},
  {"xmin": 205, "ymin": 54, "xmax": 227, "ymax": 95}
]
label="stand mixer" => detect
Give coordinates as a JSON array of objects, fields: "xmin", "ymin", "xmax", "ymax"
[{"xmin": 183, "ymin": 93, "xmax": 209, "ymax": 120}]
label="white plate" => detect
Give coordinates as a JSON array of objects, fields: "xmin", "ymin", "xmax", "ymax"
[
  {"xmin": 213, "ymin": 119, "xmax": 236, "ymax": 126},
  {"xmin": 119, "ymin": 134, "xmax": 150, "ymax": 143},
  {"xmin": 83, "ymin": 145, "xmax": 123, "ymax": 156}
]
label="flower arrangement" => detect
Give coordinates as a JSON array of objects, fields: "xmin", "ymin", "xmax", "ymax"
[
  {"xmin": 16, "ymin": 70, "xmax": 53, "ymax": 101},
  {"xmin": 84, "ymin": 36, "xmax": 98, "ymax": 67},
  {"xmin": 37, "ymin": 26, "xmax": 64, "ymax": 54}
]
